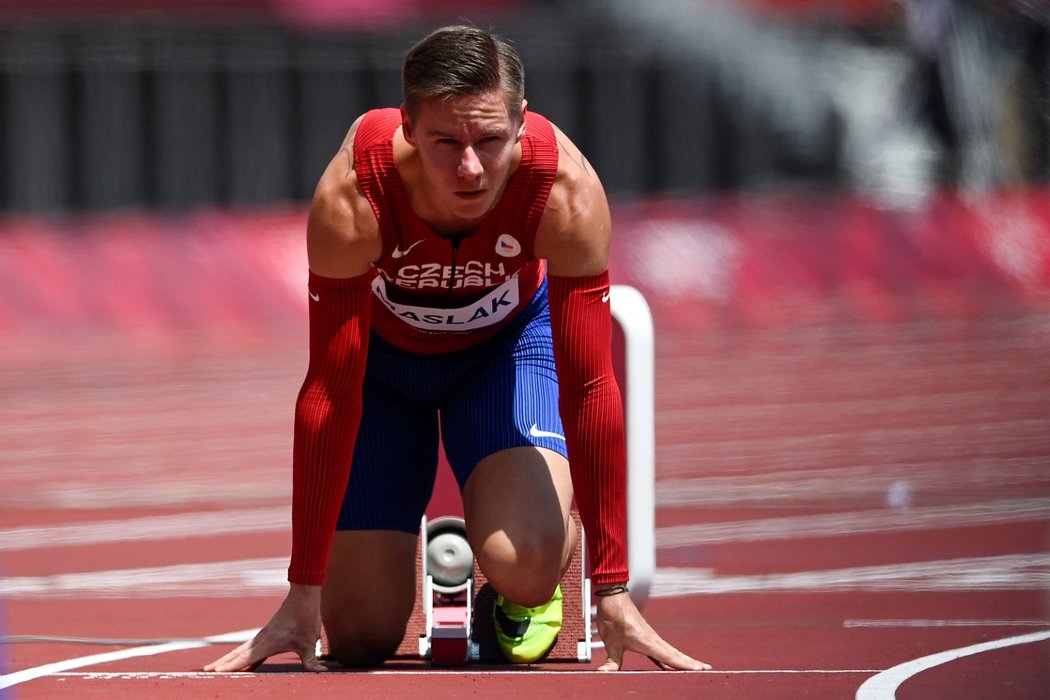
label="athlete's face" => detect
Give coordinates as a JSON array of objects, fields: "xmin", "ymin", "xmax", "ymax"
[{"xmin": 402, "ymin": 90, "xmax": 526, "ymax": 227}]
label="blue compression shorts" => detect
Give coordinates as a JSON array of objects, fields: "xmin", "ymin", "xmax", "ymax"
[{"xmin": 335, "ymin": 280, "xmax": 568, "ymax": 533}]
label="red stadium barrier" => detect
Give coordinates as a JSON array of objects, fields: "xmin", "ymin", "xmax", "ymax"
[
  {"xmin": 0, "ymin": 0, "xmax": 524, "ymax": 26},
  {"xmin": 1, "ymin": 190, "xmax": 1048, "ymax": 340}
]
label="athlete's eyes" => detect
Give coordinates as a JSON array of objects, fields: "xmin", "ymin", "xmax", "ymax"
[
  {"xmin": 473, "ymin": 136, "xmax": 508, "ymax": 151},
  {"xmin": 434, "ymin": 135, "xmax": 504, "ymax": 148}
]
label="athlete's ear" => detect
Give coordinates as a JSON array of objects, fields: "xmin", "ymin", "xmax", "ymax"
[
  {"xmin": 516, "ymin": 100, "xmax": 528, "ymax": 142},
  {"xmin": 400, "ymin": 105, "xmax": 416, "ymax": 145}
]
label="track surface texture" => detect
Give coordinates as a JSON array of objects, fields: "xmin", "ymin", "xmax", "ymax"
[{"xmin": 2, "ymin": 194, "xmax": 1049, "ymax": 698}]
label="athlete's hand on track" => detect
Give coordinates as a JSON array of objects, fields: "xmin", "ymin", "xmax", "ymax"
[
  {"xmin": 204, "ymin": 584, "xmax": 326, "ymax": 673},
  {"xmin": 594, "ymin": 591, "xmax": 711, "ymax": 672}
]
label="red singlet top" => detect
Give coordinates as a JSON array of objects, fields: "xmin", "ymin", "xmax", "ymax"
[{"xmin": 354, "ymin": 108, "xmax": 558, "ymax": 354}]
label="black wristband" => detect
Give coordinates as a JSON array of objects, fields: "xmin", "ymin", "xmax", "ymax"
[{"xmin": 594, "ymin": 584, "xmax": 629, "ymax": 597}]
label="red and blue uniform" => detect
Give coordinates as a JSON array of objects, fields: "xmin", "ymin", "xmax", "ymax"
[{"xmin": 288, "ymin": 108, "xmax": 629, "ymax": 589}]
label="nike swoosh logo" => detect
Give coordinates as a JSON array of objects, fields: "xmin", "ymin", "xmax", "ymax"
[
  {"xmin": 529, "ymin": 424, "xmax": 565, "ymax": 440},
  {"xmin": 601, "ymin": 291, "xmax": 611, "ymax": 303},
  {"xmin": 310, "ymin": 291, "xmax": 320, "ymax": 302},
  {"xmin": 391, "ymin": 240, "xmax": 424, "ymax": 259}
]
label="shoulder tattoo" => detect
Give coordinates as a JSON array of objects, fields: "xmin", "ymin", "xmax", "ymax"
[
  {"xmin": 558, "ymin": 137, "xmax": 592, "ymax": 177},
  {"xmin": 341, "ymin": 146, "xmax": 354, "ymax": 178}
]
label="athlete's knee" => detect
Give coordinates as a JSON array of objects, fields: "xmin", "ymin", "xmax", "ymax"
[
  {"xmin": 477, "ymin": 525, "xmax": 572, "ymax": 607},
  {"xmin": 499, "ymin": 557, "xmax": 561, "ymax": 607},
  {"xmin": 321, "ymin": 588, "xmax": 414, "ymax": 668},
  {"xmin": 324, "ymin": 620, "xmax": 407, "ymax": 668}
]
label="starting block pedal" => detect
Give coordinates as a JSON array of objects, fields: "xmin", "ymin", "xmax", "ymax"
[
  {"xmin": 426, "ymin": 578, "xmax": 473, "ymax": 666},
  {"xmin": 397, "ymin": 511, "xmax": 591, "ymax": 664}
]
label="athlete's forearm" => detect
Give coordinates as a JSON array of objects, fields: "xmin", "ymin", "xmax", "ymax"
[
  {"xmin": 547, "ymin": 270, "xmax": 630, "ymax": 586},
  {"xmin": 287, "ymin": 272, "xmax": 372, "ymax": 585}
]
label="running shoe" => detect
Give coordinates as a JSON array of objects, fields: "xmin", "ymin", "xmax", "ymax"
[{"xmin": 493, "ymin": 584, "xmax": 563, "ymax": 663}]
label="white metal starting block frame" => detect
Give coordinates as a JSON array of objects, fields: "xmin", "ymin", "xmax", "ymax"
[
  {"xmin": 418, "ymin": 516, "xmax": 474, "ymax": 665},
  {"xmin": 417, "ymin": 512, "xmax": 592, "ymax": 665},
  {"xmin": 609, "ymin": 284, "xmax": 655, "ymax": 610}
]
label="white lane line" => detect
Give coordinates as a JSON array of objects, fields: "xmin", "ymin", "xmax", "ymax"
[
  {"xmin": 42, "ymin": 669, "xmax": 881, "ymax": 679},
  {"xmin": 0, "ymin": 480, "xmax": 288, "ymax": 511},
  {"xmin": 5, "ymin": 553, "xmax": 1050, "ymax": 599},
  {"xmin": 1, "ymin": 558, "xmax": 288, "ymax": 598},
  {"xmin": 855, "ymin": 629, "xmax": 1050, "ymax": 700},
  {"xmin": 654, "ymin": 553, "xmax": 1050, "ymax": 596},
  {"xmin": 657, "ymin": 497, "xmax": 1050, "ymax": 548},
  {"xmin": 0, "ymin": 507, "xmax": 289, "ymax": 552},
  {"xmin": 656, "ymin": 461, "xmax": 1050, "ymax": 507},
  {"xmin": 5, "ymin": 497, "xmax": 1044, "ymax": 554},
  {"xmin": 0, "ymin": 629, "xmax": 257, "ymax": 690},
  {"xmin": 845, "ymin": 619, "xmax": 1050, "ymax": 629}
]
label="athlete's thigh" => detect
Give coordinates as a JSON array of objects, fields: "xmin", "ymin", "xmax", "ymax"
[
  {"xmin": 461, "ymin": 446, "xmax": 576, "ymax": 604},
  {"xmin": 440, "ymin": 288, "xmax": 568, "ymax": 489},
  {"xmin": 463, "ymin": 445, "xmax": 575, "ymax": 552},
  {"xmin": 321, "ymin": 530, "xmax": 418, "ymax": 663}
]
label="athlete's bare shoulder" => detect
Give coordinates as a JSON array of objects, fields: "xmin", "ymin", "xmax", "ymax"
[
  {"xmin": 307, "ymin": 114, "xmax": 382, "ymax": 278},
  {"xmin": 535, "ymin": 122, "xmax": 611, "ymax": 276}
]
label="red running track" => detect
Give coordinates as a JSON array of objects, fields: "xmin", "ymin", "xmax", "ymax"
[
  {"xmin": 2, "ymin": 194, "xmax": 1050, "ymax": 698},
  {"xmin": 3, "ymin": 312, "xmax": 1049, "ymax": 698}
]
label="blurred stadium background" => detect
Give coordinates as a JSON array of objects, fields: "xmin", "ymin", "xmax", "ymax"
[
  {"xmin": 2, "ymin": 2, "xmax": 1050, "ymax": 691},
  {"xmin": 0, "ymin": 0, "xmax": 1047, "ymax": 211}
]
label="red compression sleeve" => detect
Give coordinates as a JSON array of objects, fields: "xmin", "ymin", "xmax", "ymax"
[
  {"xmin": 287, "ymin": 272, "xmax": 372, "ymax": 585},
  {"xmin": 547, "ymin": 271, "xmax": 629, "ymax": 586}
]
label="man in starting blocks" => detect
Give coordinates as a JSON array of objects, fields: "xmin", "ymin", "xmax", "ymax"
[{"xmin": 205, "ymin": 24, "xmax": 710, "ymax": 674}]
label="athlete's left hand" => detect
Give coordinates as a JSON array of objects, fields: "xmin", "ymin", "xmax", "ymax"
[{"xmin": 594, "ymin": 591, "xmax": 712, "ymax": 671}]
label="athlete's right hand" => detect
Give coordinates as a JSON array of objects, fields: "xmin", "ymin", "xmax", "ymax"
[{"xmin": 204, "ymin": 583, "xmax": 326, "ymax": 673}]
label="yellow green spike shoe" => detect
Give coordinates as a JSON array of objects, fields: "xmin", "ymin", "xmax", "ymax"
[{"xmin": 493, "ymin": 584, "xmax": 563, "ymax": 663}]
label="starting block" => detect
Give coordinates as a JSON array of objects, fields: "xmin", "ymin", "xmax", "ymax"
[
  {"xmin": 397, "ymin": 511, "xmax": 592, "ymax": 665},
  {"xmin": 419, "ymin": 515, "xmax": 474, "ymax": 665}
]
